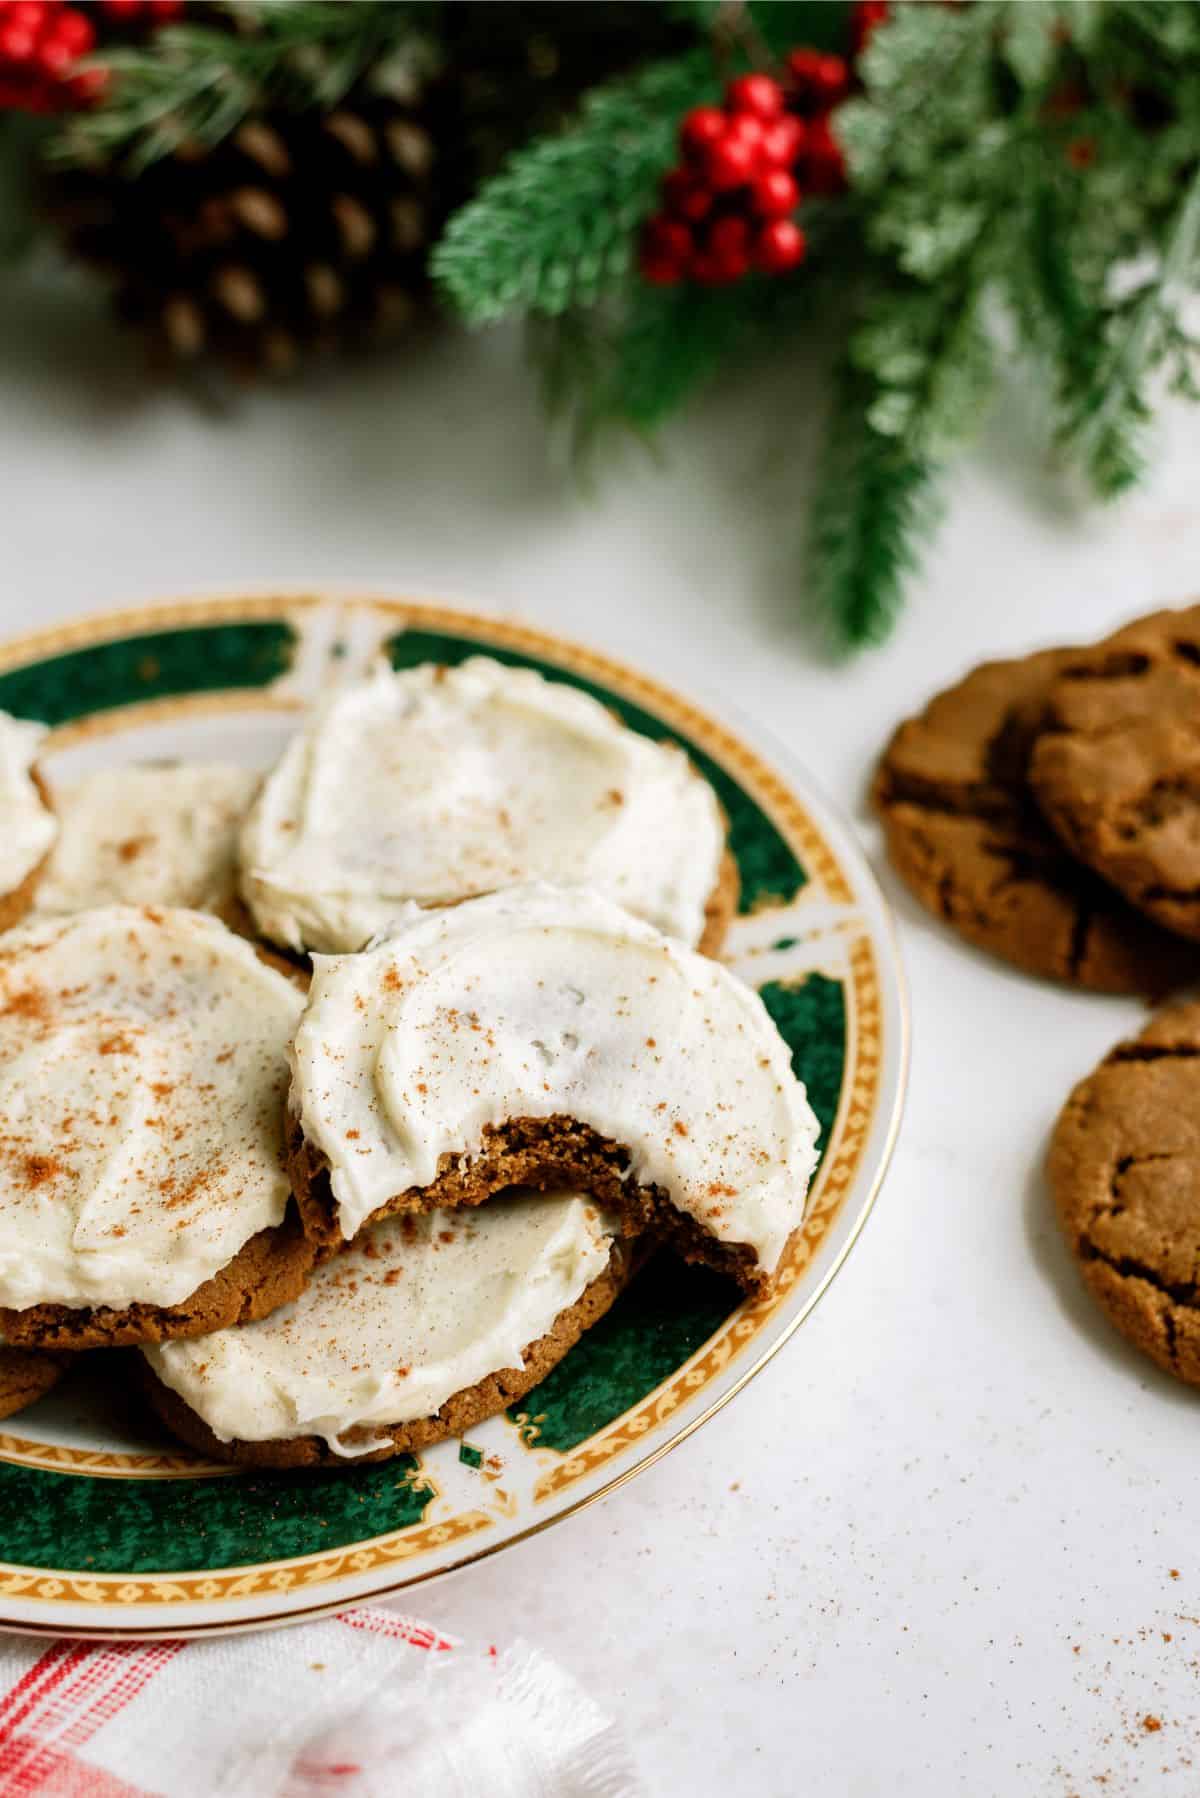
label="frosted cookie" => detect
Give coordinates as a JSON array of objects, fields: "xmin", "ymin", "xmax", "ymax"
[
  {"xmin": 0, "ymin": 1345, "xmax": 65, "ymax": 1421},
  {"xmin": 239, "ymin": 658, "xmax": 735, "ymax": 955},
  {"xmin": 35, "ymin": 763, "xmax": 260, "ymax": 918},
  {"xmin": 0, "ymin": 713, "xmax": 57, "ymax": 931},
  {"xmin": 143, "ymin": 1192, "xmax": 628, "ymax": 1467},
  {"xmin": 288, "ymin": 884, "xmax": 820, "ymax": 1296},
  {"xmin": 0, "ymin": 906, "xmax": 313, "ymax": 1350}
]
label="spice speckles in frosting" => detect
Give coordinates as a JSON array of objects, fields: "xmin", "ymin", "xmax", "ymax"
[
  {"xmin": 238, "ymin": 657, "xmax": 727, "ymax": 953},
  {"xmin": 0, "ymin": 906, "xmax": 303, "ymax": 1310},
  {"xmin": 290, "ymin": 883, "xmax": 820, "ymax": 1280},
  {"xmin": 145, "ymin": 1192, "xmax": 618, "ymax": 1455},
  {"xmin": 35, "ymin": 763, "xmax": 260, "ymax": 916}
]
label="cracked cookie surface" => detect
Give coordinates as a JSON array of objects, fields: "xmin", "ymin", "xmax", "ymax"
[
  {"xmin": 1030, "ymin": 605, "xmax": 1200, "ymax": 941},
  {"xmin": 873, "ymin": 648, "xmax": 1199, "ymax": 994},
  {"xmin": 1049, "ymin": 1001, "xmax": 1200, "ymax": 1385}
]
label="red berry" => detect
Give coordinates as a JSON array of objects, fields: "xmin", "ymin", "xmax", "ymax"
[
  {"xmin": 7, "ymin": 2, "xmax": 47, "ymax": 34},
  {"xmin": 149, "ymin": 0, "xmax": 185, "ymax": 16},
  {"xmin": 724, "ymin": 111, "xmax": 766, "ymax": 155},
  {"xmin": 725, "ymin": 74, "xmax": 785, "ymax": 121},
  {"xmin": 760, "ymin": 114, "xmax": 806, "ymax": 168},
  {"xmin": 851, "ymin": 1, "xmax": 890, "ymax": 53},
  {"xmin": 804, "ymin": 112, "xmax": 846, "ymax": 192},
  {"xmin": 642, "ymin": 215, "xmax": 693, "ymax": 264},
  {"xmin": 35, "ymin": 34, "xmax": 73, "ymax": 75},
  {"xmin": 52, "ymin": 11, "xmax": 95, "ymax": 55},
  {"xmin": 787, "ymin": 49, "xmax": 849, "ymax": 107},
  {"xmin": 755, "ymin": 218, "xmax": 806, "ymax": 273},
  {"xmin": 640, "ymin": 212, "xmax": 693, "ymax": 285},
  {"xmin": 68, "ymin": 63, "xmax": 107, "ymax": 101},
  {"xmin": 752, "ymin": 169, "xmax": 800, "ymax": 217},
  {"xmin": 716, "ymin": 248, "xmax": 750, "ymax": 282},
  {"xmin": 679, "ymin": 105, "xmax": 726, "ymax": 162},
  {"xmin": 641, "ymin": 255, "xmax": 683, "ymax": 287},
  {"xmin": 0, "ymin": 21, "xmax": 34, "ymax": 58},
  {"xmin": 661, "ymin": 169, "xmax": 712, "ymax": 222},
  {"xmin": 705, "ymin": 132, "xmax": 758, "ymax": 191},
  {"xmin": 706, "ymin": 214, "xmax": 750, "ymax": 260},
  {"xmin": 100, "ymin": 0, "xmax": 143, "ymax": 17},
  {"xmin": 690, "ymin": 249, "xmax": 739, "ymax": 286}
]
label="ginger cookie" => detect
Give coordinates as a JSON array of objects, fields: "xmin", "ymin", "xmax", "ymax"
[
  {"xmin": 288, "ymin": 883, "xmax": 820, "ymax": 1296},
  {"xmin": 0, "ymin": 714, "xmax": 57, "ymax": 932},
  {"xmin": 0, "ymin": 906, "xmax": 313, "ymax": 1351},
  {"xmin": 1029, "ymin": 605, "xmax": 1200, "ymax": 941},
  {"xmin": 873, "ymin": 648, "xmax": 1199, "ymax": 994},
  {"xmin": 0, "ymin": 1346, "xmax": 65, "ymax": 1421},
  {"xmin": 239, "ymin": 657, "xmax": 735, "ymax": 955},
  {"xmin": 143, "ymin": 1193, "xmax": 629, "ymax": 1468},
  {"xmin": 1049, "ymin": 1001, "xmax": 1200, "ymax": 1385},
  {"xmin": 34, "ymin": 763, "xmax": 260, "ymax": 918}
]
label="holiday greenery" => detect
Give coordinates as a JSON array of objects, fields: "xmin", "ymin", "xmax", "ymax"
[
  {"xmin": 1, "ymin": 0, "xmax": 1200, "ymax": 649},
  {"xmin": 436, "ymin": 0, "xmax": 1200, "ymax": 647}
]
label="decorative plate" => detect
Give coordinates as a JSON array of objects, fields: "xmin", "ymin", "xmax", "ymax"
[{"xmin": 0, "ymin": 595, "xmax": 907, "ymax": 1638}]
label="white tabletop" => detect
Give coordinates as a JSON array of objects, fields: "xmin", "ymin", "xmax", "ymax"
[{"xmin": 4, "ymin": 270, "xmax": 1200, "ymax": 1797}]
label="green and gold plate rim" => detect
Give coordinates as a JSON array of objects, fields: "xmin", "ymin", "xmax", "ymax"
[{"xmin": 0, "ymin": 593, "xmax": 909, "ymax": 1637}]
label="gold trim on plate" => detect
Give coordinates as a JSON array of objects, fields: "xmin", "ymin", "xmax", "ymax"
[{"xmin": 0, "ymin": 594, "xmax": 907, "ymax": 1628}]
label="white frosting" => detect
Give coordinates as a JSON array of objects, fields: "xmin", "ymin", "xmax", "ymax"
[
  {"xmin": 35, "ymin": 764, "xmax": 260, "ymax": 916},
  {"xmin": 0, "ymin": 906, "xmax": 303, "ymax": 1310},
  {"xmin": 291, "ymin": 884, "xmax": 820, "ymax": 1279},
  {"xmin": 0, "ymin": 713, "xmax": 56, "ymax": 898},
  {"xmin": 144, "ymin": 1192, "xmax": 617, "ymax": 1455},
  {"xmin": 239, "ymin": 657, "xmax": 727, "ymax": 953}
]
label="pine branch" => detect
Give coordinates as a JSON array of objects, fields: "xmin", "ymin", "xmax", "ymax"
[
  {"xmin": 807, "ymin": 366, "xmax": 940, "ymax": 650},
  {"xmin": 1058, "ymin": 166, "xmax": 1200, "ymax": 497},
  {"xmin": 51, "ymin": 2, "xmax": 441, "ymax": 173},
  {"xmin": 433, "ymin": 50, "xmax": 720, "ymax": 324},
  {"xmin": 528, "ymin": 281, "xmax": 749, "ymax": 460},
  {"xmin": 528, "ymin": 209, "xmax": 853, "ymax": 459}
]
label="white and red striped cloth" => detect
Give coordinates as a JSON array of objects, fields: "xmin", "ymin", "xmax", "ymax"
[{"xmin": 0, "ymin": 1609, "xmax": 644, "ymax": 1798}]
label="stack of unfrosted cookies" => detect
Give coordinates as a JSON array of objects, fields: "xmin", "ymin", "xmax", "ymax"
[
  {"xmin": 0, "ymin": 657, "xmax": 822, "ymax": 1467},
  {"xmin": 873, "ymin": 604, "xmax": 1200, "ymax": 996},
  {"xmin": 877, "ymin": 603, "xmax": 1200, "ymax": 1391}
]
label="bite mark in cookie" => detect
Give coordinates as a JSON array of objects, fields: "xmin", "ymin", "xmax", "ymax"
[
  {"xmin": 1049, "ymin": 1000, "xmax": 1200, "ymax": 1385},
  {"xmin": 288, "ymin": 883, "xmax": 819, "ymax": 1295},
  {"xmin": 143, "ymin": 1193, "xmax": 628, "ymax": 1466},
  {"xmin": 873, "ymin": 647, "xmax": 1200, "ymax": 994}
]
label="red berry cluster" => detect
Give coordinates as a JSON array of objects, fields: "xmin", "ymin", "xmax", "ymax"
[
  {"xmin": 0, "ymin": 0, "xmax": 182, "ymax": 113},
  {"xmin": 0, "ymin": 1, "xmax": 99, "ymax": 110},
  {"xmin": 639, "ymin": 49, "xmax": 858, "ymax": 288},
  {"xmin": 97, "ymin": 0, "xmax": 184, "ymax": 21}
]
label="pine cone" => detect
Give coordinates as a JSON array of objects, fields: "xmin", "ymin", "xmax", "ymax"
[{"xmin": 50, "ymin": 89, "xmax": 444, "ymax": 376}]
